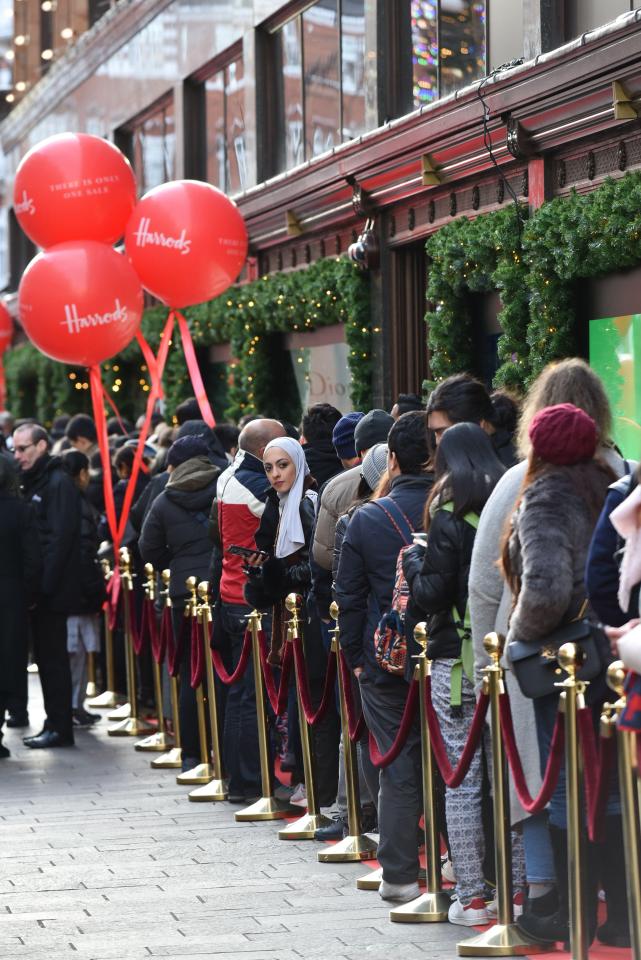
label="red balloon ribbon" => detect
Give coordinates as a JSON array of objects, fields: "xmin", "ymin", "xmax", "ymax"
[
  {"xmin": 291, "ymin": 634, "xmax": 337, "ymax": 726},
  {"xmin": 190, "ymin": 616, "xmax": 204, "ymax": 689},
  {"xmin": 173, "ymin": 309, "xmax": 216, "ymax": 427}
]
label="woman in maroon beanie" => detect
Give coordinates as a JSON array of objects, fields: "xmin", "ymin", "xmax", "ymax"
[{"xmin": 501, "ymin": 403, "xmax": 624, "ymax": 948}]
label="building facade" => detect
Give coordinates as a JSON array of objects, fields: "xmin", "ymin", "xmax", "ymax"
[{"xmin": 3, "ymin": 0, "xmax": 641, "ymax": 434}]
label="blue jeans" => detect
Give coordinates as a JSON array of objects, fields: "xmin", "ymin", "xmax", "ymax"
[
  {"xmin": 534, "ymin": 691, "xmax": 621, "ymax": 829},
  {"xmin": 220, "ymin": 602, "xmax": 261, "ymax": 795},
  {"xmin": 521, "ymin": 813, "xmax": 555, "ymax": 883}
]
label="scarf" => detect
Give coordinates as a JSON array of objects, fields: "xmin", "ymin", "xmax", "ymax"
[
  {"xmin": 263, "ymin": 436, "xmax": 310, "ymax": 559},
  {"xmin": 610, "ymin": 483, "xmax": 641, "ymax": 615}
]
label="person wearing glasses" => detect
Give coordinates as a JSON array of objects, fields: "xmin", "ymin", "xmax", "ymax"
[{"xmin": 12, "ymin": 423, "xmax": 81, "ymax": 749}]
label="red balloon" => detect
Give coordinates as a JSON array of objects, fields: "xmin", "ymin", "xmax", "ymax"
[
  {"xmin": 0, "ymin": 301, "xmax": 13, "ymax": 354},
  {"xmin": 124, "ymin": 180, "xmax": 248, "ymax": 307},
  {"xmin": 18, "ymin": 242, "xmax": 143, "ymax": 366},
  {"xmin": 14, "ymin": 133, "xmax": 136, "ymax": 248}
]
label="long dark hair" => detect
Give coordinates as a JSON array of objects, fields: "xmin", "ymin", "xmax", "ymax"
[{"xmin": 424, "ymin": 422, "xmax": 504, "ymax": 530}]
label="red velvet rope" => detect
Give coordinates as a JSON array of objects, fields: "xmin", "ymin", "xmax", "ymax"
[
  {"xmin": 338, "ymin": 649, "xmax": 366, "ymax": 741},
  {"xmin": 166, "ymin": 611, "xmax": 185, "ymax": 678},
  {"xmin": 150, "ymin": 602, "xmax": 165, "ymax": 664},
  {"xmin": 210, "ymin": 624, "xmax": 252, "ymax": 686},
  {"xmin": 577, "ymin": 709, "xmax": 616, "ymax": 842},
  {"xmin": 106, "ymin": 573, "xmax": 121, "ymax": 631},
  {"xmin": 424, "ymin": 675, "xmax": 490, "ymax": 788},
  {"xmin": 190, "ymin": 617, "xmax": 204, "ymax": 689},
  {"xmin": 368, "ymin": 681, "xmax": 419, "ymax": 768},
  {"xmin": 128, "ymin": 593, "xmax": 142, "ymax": 656},
  {"xmin": 637, "ymin": 734, "xmax": 641, "ymax": 778},
  {"xmin": 257, "ymin": 629, "xmax": 292, "ymax": 715},
  {"xmin": 499, "ymin": 693, "xmax": 565, "ymax": 814},
  {"xmin": 291, "ymin": 634, "xmax": 337, "ymax": 726},
  {"xmin": 135, "ymin": 597, "xmax": 156, "ymax": 656}
]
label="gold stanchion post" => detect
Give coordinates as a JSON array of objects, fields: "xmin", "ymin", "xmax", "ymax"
[
  {"xmin": 318, "ymin": 602, "xmax": 378, "ymax": 862},
  {"xmin": 176, "ymin": 576, "xmax": 214, "ymax": 785},
  {"xmin": 188, "ymin": 582, "xmax": 228, "ymax": 801},
  {"xmin": 135, "ymin": 563, "xmax": 174, "ymax": 753},
  {"xmin": 236, "ymin": 610, "xmax": 297, "ymax": 821},
  {"xmin": 278, "ymin": 593, "xmax": 333, "ymax": 839},
  {"xmin": 389, "ymin": 622, "xmax": 450, "ymax": 919},
  {"xmin": 88, "ymin": 559, "xmax": 119, "ymax": 709},
  {"xmin": 457, "ymin": 633, "xmax": 549, "ymax": 956},
  {"xmin": 152, "ymin": 569, "xmax": 183, "ymax": 769},
  {"xmin": 108, "ymin": 548, "xmax": 154, "ymax": 737},
  {"xmin": 607, "ymin": 661, "xmax": 641, "ymax": 960}
]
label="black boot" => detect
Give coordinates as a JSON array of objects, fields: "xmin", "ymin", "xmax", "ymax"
[
  {"xmin": 517, "ymin": 825, "xmax": 568, "ymax": 944},
  {"xmin": 597, "ymin": 816, "xmax": 631, "ymax": 948}
]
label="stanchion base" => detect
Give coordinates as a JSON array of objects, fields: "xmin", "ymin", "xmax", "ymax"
[
  {"xmin": 135, "ymin": 731, "xmax": 174, "ymax": 752},
  {"xmin": 107, "ymin": 702, "xmax": 131, "ymax": 721},
  {"xmin": 188, "ymin": 778, "xmax": 228, "ymax": 802},
  {"xmin": 85, "ymin": 681, "xmax": 97, "ymax": 699},
  {"xmin": 176, "ymin": 762, "xmax": 213, "ymax": 785},
  {"xmin": 108, "ymin": 716, "xmax": 155, "ymax": 737},
  {"xmin": 235, "ymin": 796, "xmax": 298, "ymax": 821},
  {"xmin": 389, "ymin": 889, "xmax": 451, "ymax": 923},
  {"xmin": 151, "ymin": 747, "xmax": 182, "ymax": 769},
  {"xmin": 356, "ymin": 865, "xmax": 427, "ymax": 891},
  {"xmin": 278, "ymin": 811, "xmax": 333, "ymax": 840},
  {"xmin": 457, "ymin": 923, "xmax": 554, "ymax": 956},
  {"xmin": 87, "ymin": 690, "xmax": 119, "ymax": 709},
  {"xmin": 318, "ymin": 834, "xmax": 379, "ymax": 863}
]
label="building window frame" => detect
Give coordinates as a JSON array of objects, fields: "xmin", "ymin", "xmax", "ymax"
[{"xmin": 116, "ymin": 92, "xmax": 176, "ymax": 195}]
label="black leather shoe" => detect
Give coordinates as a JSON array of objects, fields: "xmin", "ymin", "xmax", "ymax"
[
  {"xmin": 314, "ymin": 816, "xmax": 347, "ymax": 841},
  {"xmin": 23, "ymin": 730, "xmax": 74, "ymax": 749},
  {"xmin": 23, "ymin": 727, "xmax": 47, "ymax": 743},
  {"xmin": 6, "ymin": 712, "xmax": 29, "ymax": 728}
]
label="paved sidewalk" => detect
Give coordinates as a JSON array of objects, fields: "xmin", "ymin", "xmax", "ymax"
[{"xmin": 0, "ymin": 677, "xmax": 464, "ymax": 960}]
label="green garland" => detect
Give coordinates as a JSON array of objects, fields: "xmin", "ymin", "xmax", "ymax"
[
  {"xmin": 424, "ymin": 205, "xmax": 529, "ymax": 389},
  {"xmin": 5, "ymin": 257, "xmax": 373, "ymax": 425}
]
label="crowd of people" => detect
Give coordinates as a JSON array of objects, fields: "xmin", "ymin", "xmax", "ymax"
[{"xmin": 1, "ymin": 362, "xmax": 640, "ymax": 949}]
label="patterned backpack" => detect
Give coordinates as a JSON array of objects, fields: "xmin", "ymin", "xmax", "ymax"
[{"xmin": 372, "ymin": 498, "xmax": 415, "ymax": 675}]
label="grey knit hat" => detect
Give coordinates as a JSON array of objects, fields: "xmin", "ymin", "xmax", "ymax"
[{"xmin": 361, "ymin": 443, "xmax": 388, "ymax": 492}]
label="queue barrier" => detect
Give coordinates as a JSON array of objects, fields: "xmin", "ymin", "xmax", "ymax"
[{"xmin": 96, "ymin": 570, "xmax": 641, "ymax": 960}]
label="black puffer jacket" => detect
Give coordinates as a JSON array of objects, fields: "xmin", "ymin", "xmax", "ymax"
[
  {"xmin": 403, "ymin": 503, "xmax": 478, "ymax": 661},
  {"xmin": 139, "ymin": 456, "xmax": 219, "ymax": 605},
  {"xmin": 69, "ymin": 493, "xmax": 106, "ymax": 615},
  {"xmin": 244, "ymin": 481, "xmax": 317, "ymax": 611},
  {"xmin": 20, "ymin": 453, "xmax": 81, "ymax": 613}
]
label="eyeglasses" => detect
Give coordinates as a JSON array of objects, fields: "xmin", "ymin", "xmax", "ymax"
[{"xmin": 14, "ymin": 442, "xmax": 36, "ymax": 454}]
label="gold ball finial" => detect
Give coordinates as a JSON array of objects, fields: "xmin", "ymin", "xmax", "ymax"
[
  {"xmin": 197, "ymin": 581, "xmax": 209, "ymax": 599},
  {"xmin": 329, "ymin": 601, "xmax": 339, "ymax": 621},
  {"xmin": 161, "ymin": 569, "xmax": 170, "ymax": 586},
  {"xmin": 483, "ymin": 632, "xmax": 504, "ymax": 663},
  {"xmin": 606, "ymin": 660, "xmax": 627, "ymax": 697},
  {"xmin": 144, "ymin": 562, "xmax": 154, "ymax": 577},
  {"xmin": 413, "ymin": 621, "xmax": 428, "ymax": 650},
  {"xmin": 185, "ymin": 575, "xmax": 197, "ymax": 591},
  {"xmin": 285, "ymin": 593, "xmax": 300, "ymax": 614},
  {"xmin": 557, "ymin": 642, "xmax": 583, "ymax": 676},
  {"xmin": 119, "ymin": 546, "xmax": 130, "ymax": 563}
]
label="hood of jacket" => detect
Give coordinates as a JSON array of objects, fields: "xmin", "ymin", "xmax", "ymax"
[{"xmin": 165, "ymin": 456, "xmax": 218, "ymax": 510}]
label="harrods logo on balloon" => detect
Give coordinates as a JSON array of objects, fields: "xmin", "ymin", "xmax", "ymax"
[
  {"xmin": 14, "ymin": 190, "xmax": 35, "ymax": 216},
  {"xmin": 131, "ymin": 217, "xmax": 192, "ymax": 256},
  {"xmin": 61, "ymin": 299, "xmax": 129, "ymax": 336}
]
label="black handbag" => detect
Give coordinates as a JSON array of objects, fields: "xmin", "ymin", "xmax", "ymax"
[{"xmin": 507, "ymin": 616, "xmax": 612, "ymax": 700}]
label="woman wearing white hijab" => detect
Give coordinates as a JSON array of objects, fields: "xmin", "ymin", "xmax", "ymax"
[{"xmin": 244, "ymin": 436, "xmax": 318, "ymax": 659}]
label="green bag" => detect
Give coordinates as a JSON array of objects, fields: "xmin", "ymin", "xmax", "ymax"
[{"xmin": 439, "ymin": 503, "xmax": 479, "ymax": 707}]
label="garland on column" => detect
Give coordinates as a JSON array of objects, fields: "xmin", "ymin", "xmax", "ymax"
[{"xmin": 5, "ymin": 257, "xmax": 373, "ymax": 424}]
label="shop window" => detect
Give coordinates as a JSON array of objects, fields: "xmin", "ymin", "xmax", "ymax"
[
  {"xmin": 123, "ymin": 96, "xmax": 175, "ymax": 194},
  {"xmin": 272, "ymin": 0, "xmax": 366, "ymax": 174},
  {"xmin": 411, "ymin": 0, "xmax": 487, "ymax": 107},
  {"xmin": 286, "ymin": 325, "xmax": 352, "ymax": 415},
  {"xmin": 204, "ymin": 55, "xmax": 247, "ymax": 194}
]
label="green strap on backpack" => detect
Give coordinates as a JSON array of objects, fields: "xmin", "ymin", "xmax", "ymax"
[{"xmin": 439, "ymin": 503, "xmax": 479, "ymax": 707}]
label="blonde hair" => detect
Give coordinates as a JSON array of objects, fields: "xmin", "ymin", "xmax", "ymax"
[{"xmin": 516, "ymin": 358, "xmax": 612, "ymax": 459}]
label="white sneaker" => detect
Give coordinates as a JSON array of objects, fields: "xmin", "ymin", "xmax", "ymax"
[
  {"xmin": 487, "ymin": 891, "xmax": 524, "ymax": 919},
  {"xmin": 379, "ymin": 880, "xmax": 420, "ymax": 903},
  {"xmin": 448, "ymin": 896, "xmax": 491, "ymax": 926},
  {"xmin": 441, "ymin": 855, "xmax": 456, "ymax": 883},
  {"xmin": 290, "ymin": 782, "xmax": 307, "ymax": 806}
]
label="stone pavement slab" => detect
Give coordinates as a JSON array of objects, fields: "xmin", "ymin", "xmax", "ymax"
[{"xmin": 0, "ymin": 677, "xmax": 465, "ymax": 960}]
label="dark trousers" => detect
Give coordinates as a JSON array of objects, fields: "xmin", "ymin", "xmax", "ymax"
[
  {"xmin": 358, "ymin": 673, "xmax": 421, "ymax": 884},
  {"xmin": 220, "ymin": 602, "xmax": 261, "ymax": 795},
  {"xmin": 172, "ymin": 608, "xmax": 200, "ymax": 763},
  {"xmin": 31, "ymin": 608, "xmax": 74, "ymax": 742}
]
